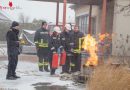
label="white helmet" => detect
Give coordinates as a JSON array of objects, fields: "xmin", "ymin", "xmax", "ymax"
[
  {"xmin": 65, "ymin": 24, "xmax": 71, "ymax": 30},
  {"xmin": 53, "ymin": 26, "xmax": 61, "ymax": 33}
]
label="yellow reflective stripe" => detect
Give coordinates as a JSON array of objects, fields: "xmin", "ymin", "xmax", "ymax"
[
  {"xmin": 39, "ymin": 44, "xmax": 48, "ymax": 47},
  {"xmin": 79, "ymin": 38, "xmax": 82, "ymax": 50},
  {"xmin": 35, "ymin": 41, "xmax": 38, "ymax": 44},
  {"xmin": 38, "ymin": 62, "xmax": 49, "ymax": 66},
  {"xmin": 41, "ymin": 39, "xmax": 43, "ymax": 43},
  {"xmin": 36, "ymin": 39, "xmax": 49, "ymax": 47},
  {"xmin": 39, "ymin": 43, "xmax": 48, "ymax": 45},
  {"xmin": 73, "ymin": 38, "xmax": 83, "ymax": 53},
  {"xmin": 70, "ymin": 63, "xmax": 75, "ymax": 67},
  {"xmin": 43, "ymin": 62, "xmax": 49, "ymax": 66},
  {"xmin": 20, "ymin": 40, "xmax": 26, "ymax": 44},
  {"xmin": 38, "ymin": 62, "xmax": 44, "ymax": 66},
  {"xmin": 73, "ymin": 49, "xmax": 80, "ymax": 53},
  {"xmin": 39, "ymin": 42, "xmax": 48, "ymax": 47}
]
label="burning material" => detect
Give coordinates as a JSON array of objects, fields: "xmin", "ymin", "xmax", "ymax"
[
  {"xmin": 98, "ymin": 33, "xmax": 111, "ymax": 44},
  {"xmin": 82, "ymin": 34, "xmax": 98, "ymax": 67},
  {"xmin": 81, "ymin": 33, "xmax": 112, "ymax": 67},
  {"xmin": 98, "ymin": 33, "xmax": 112, "ymax": 63},
  {"xmin": 98, "ymin": 33, "xmax": 106, "ymax": 41}
]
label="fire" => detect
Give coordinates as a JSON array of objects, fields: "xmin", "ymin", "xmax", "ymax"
[
  {"xmin": 82, "ymin": 34, "xmax": 98, "ymax": 67},
  {"xmin": 98, "ymin": 33, "xmax": 110, "ymax": 41},
  {"xmin": 99, "ymin": 33, "xmax": 106, "ymax": 41}
]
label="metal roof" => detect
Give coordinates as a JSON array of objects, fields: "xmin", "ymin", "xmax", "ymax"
[
  {"xmin": 30, "ymin": 0, "xmax": 102, "ymax": 5},
  {"xmin": 0, "ymin": 10, "xmax": 11, "ymax": 22}
]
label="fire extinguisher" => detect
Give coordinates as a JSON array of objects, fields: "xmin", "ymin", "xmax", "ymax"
[
  {"xmin": 52, "ymin": 52, "xmax": 59, "ymax": 68},
  {"xmin": 60, "ymin": 51, "xmax": 66, "ymax": 66}
]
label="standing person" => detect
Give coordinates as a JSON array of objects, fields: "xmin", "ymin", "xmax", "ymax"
[
  {"xmin": 6, "ymin": 21, "xmax": 21, "ymax": 80},
  {"xmin": 49, "ymin": 26, "xmax": 61, "ymax": 76},
  {"xmin": 71, "ymin": 25, "xmax": 84, "ymax": 73},
  {"xmin": 60, "ymin": 24, "xmax": 73, "ymax": 74},
  {"xmin": 34, "ymin": 21, "xmax": 50, "ymax": 72}
]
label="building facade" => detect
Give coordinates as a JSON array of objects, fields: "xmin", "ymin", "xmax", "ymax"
[
  {"xmin": 71, "ymin": 0, "xmax": 114, "ymax": 35},
  {"xmin": 71, "ymin": 0, "xmax": 130, "ymax": 56},
  {"xmin": 112, "ymin": 0, "xmax": 130, "ymax": 56},
  {"xmin": 74, "ymin": 5, "xmax": 98, "ymax": 34}
]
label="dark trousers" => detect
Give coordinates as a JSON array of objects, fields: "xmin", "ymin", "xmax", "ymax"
[
  {"xmin": 49, "ymin": 52, "xmax": 56, "ymax": 75},
  {"xmin": 71, "ymin": 53, "xmax": 81, "ymax": 72},
  {"xmin": 38, "ymin": 56, "xmax": 49, "ymax": 71},
  {"xmin": 37, "ymin": 48, "xmax": 49, "ymax": 71},
  {"xmin": 7, "ymin": 55, "xmax": 18, "ymax": 77},
  {"xmin": 62, "ymin": 55, "xmax": 72, "ymax": 73}
]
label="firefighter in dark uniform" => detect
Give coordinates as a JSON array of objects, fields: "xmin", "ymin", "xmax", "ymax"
[
  {"xmin": 60, "ymin": 24, "xmax": 73, "ymax": 74},
  {"xmin": 6, "ymin": 21, "xmax": 21, "ymax": 80},
  {"xmin": 34, "ymin": 21, "xmax": 50, "ymax": 72},
  {"xmin": 49, "ymin": 26, "xmax": 61, "ymax": 76},
  {"xmin": 71, "ymin": 25, "xmax": 84, "ymax": 72}
]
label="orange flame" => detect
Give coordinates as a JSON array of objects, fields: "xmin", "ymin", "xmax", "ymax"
[
  {"xmin": 98, "ymin": 33, "xmax": 110, "ymax": 41},
  {"xmin": 82, "ymin": 34, "xmax": 98, "ymax": 67},
  {"xmin": 99, "ymin": 33, "xmax": 106, "ymax": 41}
]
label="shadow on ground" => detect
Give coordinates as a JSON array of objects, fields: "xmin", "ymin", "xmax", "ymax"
[{"xmin": 32, "ymin": 82, "xmax": 69, "ymax": 90}]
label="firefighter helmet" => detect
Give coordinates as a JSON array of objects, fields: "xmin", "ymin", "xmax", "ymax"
[{"xmin": 53, "ymin": 26, "xmax": 61, "ymax": 33}]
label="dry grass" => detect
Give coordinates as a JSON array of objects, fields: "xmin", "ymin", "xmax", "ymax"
[{"xmin": 88, "ymin": 64, "xmax": 130, "ymax": 90}]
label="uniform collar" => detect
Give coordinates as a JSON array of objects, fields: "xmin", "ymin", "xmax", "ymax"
[
  {"xmin": 41, "ymin": 27, "xmax": 47, "ymax": 31},
  {"xmin": 74, "ymin": 31, "xmax": 79, "ymax": 34},
  {"xmin": 12, "ymin": 28, "xmax": 19, "ymax": 35}
]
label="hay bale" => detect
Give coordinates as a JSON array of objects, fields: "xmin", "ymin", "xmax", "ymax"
[{"xmin": 88, "ymin": 64, "xmax": 130, "ymax": 90}]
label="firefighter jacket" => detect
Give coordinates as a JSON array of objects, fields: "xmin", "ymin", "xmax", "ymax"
[
  {"xmin": 49, "ymin": 32, "xmax": 61, "ymax": 52},
  {"xmin": 71, "ymin": 31, "xmax": 84, "ymax": 53},
  {"xmin": 34, "ymin": 28, "xmax": 50, "ymax": 57},
  {"xmin": 34, "ymin": 28, "xmax": 50, "ymax": 48},
  {"xmin": 60, "ymin": 31, "xmax": 73, "ymax": 53}
]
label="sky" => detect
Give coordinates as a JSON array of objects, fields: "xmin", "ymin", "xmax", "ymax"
[{"xmin": 0, "ymin": 0, "xmax": 75, "ymax": 23}]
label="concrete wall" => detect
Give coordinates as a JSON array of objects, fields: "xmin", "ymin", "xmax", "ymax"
[{"xmin": 112, "ymin": 0, "xmax": 130, "ymax": 56}]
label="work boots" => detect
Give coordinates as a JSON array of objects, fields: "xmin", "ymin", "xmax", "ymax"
[
  {"xmin": 39, "ymin": 66, "xmax": 44, "ymax": 72},
  {"xmin": 6, "ymin": 76, "xmax": 17, "ymax": 80},
  {"xmin": 44, "ymin": 65, "xmax": 50, "ymax": 72}
]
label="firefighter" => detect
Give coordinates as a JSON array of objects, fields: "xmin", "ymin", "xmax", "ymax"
[
  {"xmin": 6, "ymin": 21, "xmax": 21, "ymax": 80},
  {"xmin": 49, "ymin": 26, "xmax": 61, "ymax": 76},
  {"xmin": 60, "ymin": 24, "xmax": 73, "ymax": 74},
  {"xmin": 34, "ymin": 21, "xmax": 50, "ymax": 72},
  {"xmin": 71, "ymin": 25, "xmax": 84, "ymax": 72}
]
